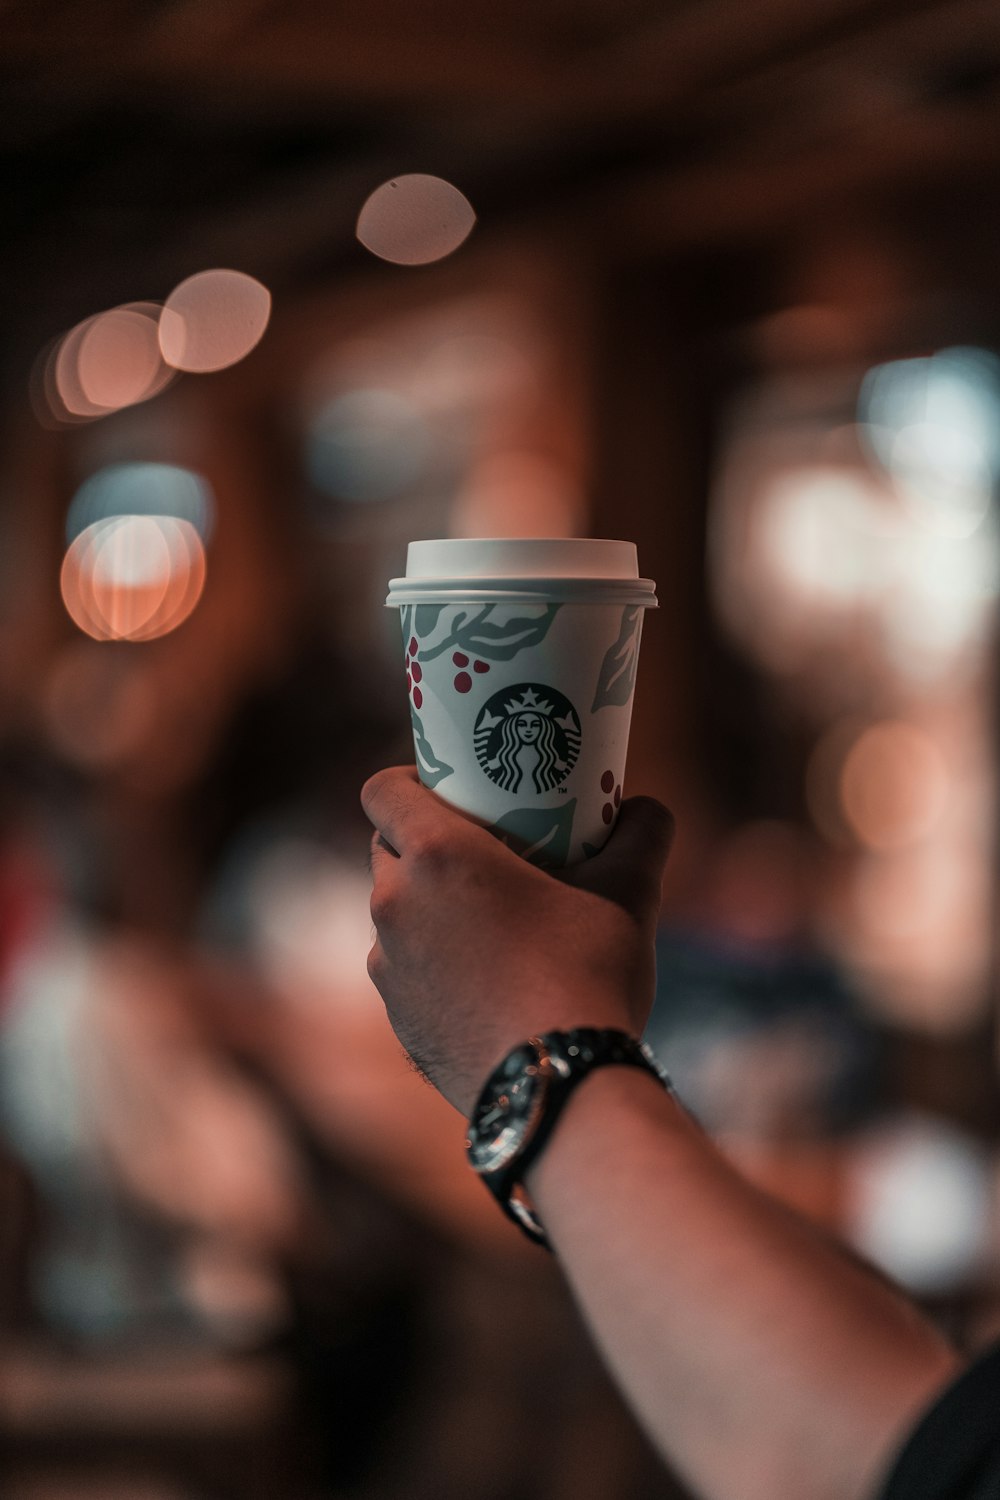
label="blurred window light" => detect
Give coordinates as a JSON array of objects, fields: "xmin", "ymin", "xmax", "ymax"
[
  {"xmin": 760, "ymin": 466, "xmax": 891, "ymax": 606},
  {"xmin": 848, "ymin": 843, "xmax": 991, "ymax": 1031},
  {"xmin": 450, "ymin": 449, "xmax": 584, "ymax": 537},
  {"xmin": 248, "ymin": 840, "xmax": 377, "ymax": 1004},
  {"xmin": 66, "ymin": 462, "xmax": 215, "ymax": 543},
  {"xmin": 838, "ymin": 720, "xmax": 950, "ymax": 852},
  {"xmin": 306, "ymin": 388, "xmax": 429, "ymax": 502},
  {"xmin": 159, "ymin": 269, "xmax": 271, "ymax": 373},
  {"xmin": 879, "ymin": 524, "xmax": 1000, "ymax": 678},
  {"xmin": 889, "ymin": 422, "xmax": 991, "ymax": 538},
  {"xmin": 846, "ymin": 1113, "xmax": 990, "ymax": 1294},
  {"xmin": 356, "ymin": 174, "xmax": 476, "ymax": 266},
  {"xmin": 859, "ymin": 346, "xmax": 1000, "ymax": 537},
  {"xmin": 61, "ymin": 515, "xmax": 206, "ymax": 642},
  {"xmin": 713, "ymin": 454, "xmax": 1000, "ymax": 684}
]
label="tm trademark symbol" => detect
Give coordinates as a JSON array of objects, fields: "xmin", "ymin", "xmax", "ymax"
[{"xmin": 558, "ymin": 788, "xmax": 568, "ymax": 795}]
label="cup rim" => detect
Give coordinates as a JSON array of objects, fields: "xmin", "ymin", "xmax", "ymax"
[{"xmin": 386, "ymin": 575, "xmax": 658, "ymax": 607}]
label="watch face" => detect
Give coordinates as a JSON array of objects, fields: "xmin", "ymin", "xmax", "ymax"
[{"xmin": 467, "ymin": 1041, "xmax": 549, "ymax": 1176}]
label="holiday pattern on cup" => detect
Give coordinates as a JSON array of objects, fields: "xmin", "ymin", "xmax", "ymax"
[
  {"xmin": 401, "ymin": 601, "xmax": 561, "ymax": 665},
  {"xmin": 401, "ymin": 602, "xmax": 566, "ymax": 794},
  {"xmin": 474, "ymin": 684, "xmax": 581, "ymax": 794},
  {"xmin": 592, "ymin": 604, "xmax": 644, "ymax": 711},
  {"xmin": 409, "ymin": 701, "xmax": 455, "ymax": 788},
  {"xmin": 487, "ymin": 799, "xmax": 577, "ymax": 867}
]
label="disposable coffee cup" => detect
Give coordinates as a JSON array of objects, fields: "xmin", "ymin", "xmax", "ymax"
[{"xmin": 386, "ymin": 538, "xmax": 657, "ymax": 866}]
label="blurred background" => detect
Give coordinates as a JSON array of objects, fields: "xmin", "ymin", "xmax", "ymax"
[{"xmin": 2, "ymin": 2, "xmax": 1000, "ymax": 1496}]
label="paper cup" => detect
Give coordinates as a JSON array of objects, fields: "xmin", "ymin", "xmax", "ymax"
[{"xmin": 387, "ymin": 539, "xmax": 657, "ymax": 866}]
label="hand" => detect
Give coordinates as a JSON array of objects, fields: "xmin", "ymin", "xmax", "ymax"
[{"xmin": 362, "ymin": 766, "xmax": 674, "ymax": 1115}]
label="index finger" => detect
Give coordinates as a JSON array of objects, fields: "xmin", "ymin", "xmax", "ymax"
[{"xmin": 360, "ymin": 764, "xmax": 468, "ymax": 854}]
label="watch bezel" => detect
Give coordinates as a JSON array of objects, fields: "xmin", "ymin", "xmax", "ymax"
[{"xmin": 466, "ymin": 1038, "xmax": 554, "ymax": 1178}]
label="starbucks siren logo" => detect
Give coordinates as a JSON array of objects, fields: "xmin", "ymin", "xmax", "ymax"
[{"xmin": 474, "ymin": 683, "xmax": 581, "ymax": 794}]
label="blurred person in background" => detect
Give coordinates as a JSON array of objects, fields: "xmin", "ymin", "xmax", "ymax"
[{"xmin": 363, "ymin": 764, "xmax": 1000, "ymax": 1500}]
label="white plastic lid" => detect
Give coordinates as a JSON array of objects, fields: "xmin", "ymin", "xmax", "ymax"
[{"xmin": 387, "ymin": 537, "xmax": 657, "ymax": 607}]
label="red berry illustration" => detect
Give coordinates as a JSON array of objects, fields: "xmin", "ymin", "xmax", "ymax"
[
  {"xmin": 411, "ymin": 661, "xmax": 422, "ymax": 683},
  {"xmin": 413, "ymin": 686, "xmax": 423, "ymax": 709},
  {"xmin": 614, "ymin": 784, "xmax": 621, "ymax": 807},
  {"xmin": 406, "ymin": 670, "xmax": 412, "ymax": 689},
  {"xmin": 409, "ymin": 638, "xmax": 418, "ymax": 657},
  {"xmin": 473, "ymin": 660, "xmax": 490, "ymax": 673},
  {"xmin": 602, "ymin": 803, "xmax": 614, "ymax": 824},
  {"xmin": 453, "ymin": 651, "xmax": 469, "ymax": 667},
  {"xmin": 454, "ymin": 672, "xmax": 472, "ymax": 693},
  {"xmin": 600, "ymin": 770, "xmax": 615, "ymax": 794}
]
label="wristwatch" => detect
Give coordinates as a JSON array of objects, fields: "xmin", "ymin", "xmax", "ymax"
[{"xmin": 465, "ymin": 1027, "xmax": 672, "ymax": 1248}]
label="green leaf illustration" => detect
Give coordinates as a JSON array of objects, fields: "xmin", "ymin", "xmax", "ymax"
[
  {"xmin": 488, "ymin": 799, "xmax": 576, "ymax": 868},
  {"xmin": 400, "ymin": 604, "xmax": 414, "ymax": 649},
  {"xmin": 421, "ymin": 604, "xmax": 561, "ymax": 662},
  {"xmin": 592, "ymin": 605, "xmax": 643, "ymax": 711},
  {"xmin": 414, "ymin": 604, "xmax": 446, "ymax": 636},
  {"xmin": 582, "ymin": 842, "xmax": 602, "ymax": 860},
  {"xmin": 410, "ymin": 705, "xmax": 455, "ymax": 788}
]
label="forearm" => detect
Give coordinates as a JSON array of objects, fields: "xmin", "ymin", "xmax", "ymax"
[{"xmin": 526, "ymin": 1067, "xmax": 960, "ymax": 1500}]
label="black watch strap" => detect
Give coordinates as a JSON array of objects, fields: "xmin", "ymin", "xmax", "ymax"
[{"xmin": 467, "ymin": 1027, "xmax": 672, "ymax": 1249}]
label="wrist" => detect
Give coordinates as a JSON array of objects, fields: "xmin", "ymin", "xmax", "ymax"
[
  {"xmin": 459, "ymin": 997, "xmax": 646, "ymax": 1114},
  {"xmin": 464, "ymin": 1028, "xmax": 675, "ymax": 1247},
  {"xmin": 525, "ymin": 1062, "xmax": 690, "ymax": 1194}
]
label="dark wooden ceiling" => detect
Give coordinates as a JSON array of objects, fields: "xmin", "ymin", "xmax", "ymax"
[{"xmin": 2, "ymin": 0, "xmax": 1000, "ymax": 382}]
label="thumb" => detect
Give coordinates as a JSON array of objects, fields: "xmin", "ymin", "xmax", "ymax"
[{"xmin": 561, "ymin": 796, "xmax": 674, "ymax": 922}]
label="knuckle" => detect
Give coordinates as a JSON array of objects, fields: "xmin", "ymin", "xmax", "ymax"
[
  {"xmin": 409, "ymin": 827, "xmax": 451, "ymax": 875},
  {"xmin": 366, "ymin": 943, "xmax": 385, "ymax": 988},
  {"xmin": 369, "ymin": 882, "xmax": 398, "ymax": 930},
  {"xmin": 631, "ymin": 794, "xmax": 674, "ymax": 836}
]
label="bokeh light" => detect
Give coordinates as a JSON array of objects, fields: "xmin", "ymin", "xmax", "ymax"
[
  {"xmin": 66, "ymin": 462, "xmax": 215, "ymax": 544},
  {"xmin": 159, "ymin": 269, "xmax": 271, "ymax": 373},
  {"xmin": 306, "ymin": 388, "xmax": 429, "ymax": 502},
  {"xmin": 847, "ymin": 1114, "xmax": 990, "ymax": 1293},
  {"xmin": 839, "ymin": 720, "xmax": 949, "ymax": 851},
  {"xmin": 805, "ymin": 719, "xmax": 864, "ymax": 848},
  {"xmin": 859, "ymin": 346, "xmax": 1000, "ymax": 537},
  {"xmin": 36, "ymin": 304, "xmax": 175, "ymax": 426},
  {"xmin": 61, "ymin": 515, "xmax": 206, "ymax": 642},
  {"xmin": 356, "ymin": 175, "xmax": 476, "ymax": 266},
  {"xmin": 713, "ymin": 452, "xmax": 1000, "ymax": 685},
  {"xmin": 758, "ymin": 466, "xmax": 892, "ymax": 608},
  {"xmin": 61, "ymin": 457, "xmax": 213, "ymax": 643},
  {"xmin": 76, "ymin": 303, "xmax": 175, "ymax": 410},
  {"xmin": 54, "ymin": 316, "xmax": 113, "ymax": 420}
]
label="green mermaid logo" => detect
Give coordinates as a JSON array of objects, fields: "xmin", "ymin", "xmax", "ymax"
[{"xmin": 474, "ymin": 683, "xmax": 581, "ymax": 794}]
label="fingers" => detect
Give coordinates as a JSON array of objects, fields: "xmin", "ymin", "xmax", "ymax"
[
  {"xmin": 369, "ymin": 827, "xmax": 399, "ymax": 872},
  {"xmin": 361, "ymin": 765, "xmax": 462, "ymax": 856},
  {"xmin": 562, "ymin": 796, "xmax": 675, "ymax": 921},
  {"xmin": 363, "ymin": 767, "xmax": 674, "ymax": 924}
]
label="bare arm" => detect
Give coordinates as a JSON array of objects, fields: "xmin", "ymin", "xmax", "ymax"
[{"xmin": 362, "ymin": 767, "xmax": 960, "ymax": 1500}]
